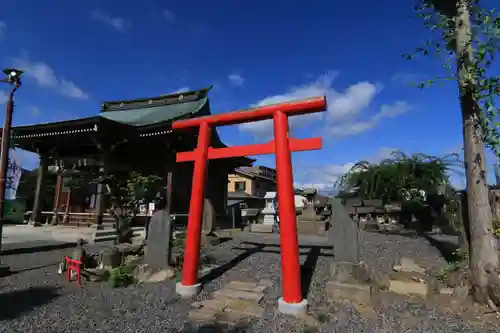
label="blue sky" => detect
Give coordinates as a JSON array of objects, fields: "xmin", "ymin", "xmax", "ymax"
[{"xmin": 0, "ymin": 0, "xmax": 498, "ymax": 190}]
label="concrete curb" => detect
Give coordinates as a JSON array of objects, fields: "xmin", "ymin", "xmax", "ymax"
[{"xmin": 1, "ymin": 241, "xmax": 77, "ymax": 256}]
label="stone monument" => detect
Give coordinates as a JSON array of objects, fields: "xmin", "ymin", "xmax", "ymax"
[
  {"xmin": 144, "ymin": 208, "xmax": 174, "ymax": 270},
  {"xmin": 328, "ymin": 198, "xmax": 359, "ymax": 263}
]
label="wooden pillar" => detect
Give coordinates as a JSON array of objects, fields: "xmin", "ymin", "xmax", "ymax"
[
  {"xmin": 94, "ymin": 163, "xmax": 108, "ymax": 229},
  {"xmin": 50, "ymin": 170, "xmax": 63, "ymax": 225},
  {"xmin": 62, "ymin": 187, "xmax": 72, "ymax": 224},
  {"xmin": 30, "ymin": 154, "xmax": 49, "ymax": 226}
]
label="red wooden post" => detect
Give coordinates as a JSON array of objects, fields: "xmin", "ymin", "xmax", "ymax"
[
  {"xmin": 178, "ymin": 121, "xmax": 211, "ymax": 292},
  {"xmin": 273, "ymin": 111, "xmax": 302, "ymax": 304},
  {"xmin": 172, "ymin": 96, "xmax": 327, "ymax": 315}
]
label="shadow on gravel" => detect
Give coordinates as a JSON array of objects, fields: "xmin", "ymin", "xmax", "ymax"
[
  {"xmin": 423, "ymin": 234, "xmax": 461, "ymax": 262},
  {"xmin": 231, "ymin": 242, "xmax": 332, "ymax": 298},
  {"xmin": 175, "ymin": 322, "xmax": 250, "ymax": 332},
  {"xmin": 1, "ymin": 242, "xmax": 76, "ymax": 256},
  {"xmin": 199, "ymin": 243, "xmax": 266, "ymax": 285},
  {"xmin": 0, "ymin": 286, "xmax": 60, "ymax": 320},
  {"xmin": 300, "ymin": 246, "xmax": 322, "ymax": 298}
]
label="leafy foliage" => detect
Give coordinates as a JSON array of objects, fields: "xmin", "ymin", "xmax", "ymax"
[
  {"xmin": 100, "ymin": 171, "xmax": 163, "ymax": 243},
  {"xmin": 336, "ymin": 151, "xmax": 461, "ymax": 203},
  {"xmin": 407, "ymin": 0, "xmax": 500, "ymax": 157},
  {"xmin": 108, "ymin": 263, "xmax": 135, "ymax": 288}
]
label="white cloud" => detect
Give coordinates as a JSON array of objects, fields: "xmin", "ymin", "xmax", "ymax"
[
  {"xmin": 327, "ymin": 101, "xmax": 412, "ymax": 136},
  {"xmin": 168, "ymin": 87, "xmax": 191, "ymax": 94},
  {"xmin": 11, "ymin": 55, "xmax": 89, "ymax": 100},
  {"xmin": 0, "ymin": 90, "xmax": 7, "ymax": 104},
  {"xmin": 228, "ymin": 73, "xmax": 244, "ymax": 87},
  {"xmin": 91, "ymin": 10, "xmax": 128, "ymax": 32},
  {"xmin": 0, "ymin": 21, "xmax": 6, "ymax": 38},
  {"xmin": 238, "ymin": 71, "xmax": 410, "ymax": 138},
  {"xmin": 163, "ymin": 9, "xmax": 175, "ymax": 23},
  {"xmin": 294, "ymin": 147, "xmax": 397, "ymax": 190}
]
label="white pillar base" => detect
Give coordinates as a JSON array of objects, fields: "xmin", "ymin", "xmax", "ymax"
[
  {"xmin": 277, "ymin": 297, "xmax": 308, "ymax": 317},
  {"xmin": 176, "ymin": 282, "xmax": 202, "ymax": 298}
]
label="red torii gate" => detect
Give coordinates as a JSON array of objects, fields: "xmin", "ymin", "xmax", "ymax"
[{"xmin": 172, "ymin": 96, "xmax": 327, "ymax": 316}]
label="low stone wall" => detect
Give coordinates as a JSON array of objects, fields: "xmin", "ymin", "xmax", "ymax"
[{"xmin": 92, "ymin": 227, "xmax": 146, "ymax": 244}]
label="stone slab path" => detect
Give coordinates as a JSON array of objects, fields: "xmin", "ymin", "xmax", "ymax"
[{"xmin": 189, "ymin": 280, "xmax": 268, "ymax": 324}]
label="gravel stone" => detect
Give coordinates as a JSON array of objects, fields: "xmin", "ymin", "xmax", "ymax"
[{"xmin": 0, "ymin": 231, "xmax": 497, "ymax": 332}]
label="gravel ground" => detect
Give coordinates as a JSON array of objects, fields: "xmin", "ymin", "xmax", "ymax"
[{"xmin": 0, "ymin": 231, "xmax": 498, "ymax": 333}]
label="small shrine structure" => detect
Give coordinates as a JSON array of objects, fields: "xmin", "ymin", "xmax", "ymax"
[{"xmin": 4, "ymin": 87, "xmax": 251, "ymax": 227}]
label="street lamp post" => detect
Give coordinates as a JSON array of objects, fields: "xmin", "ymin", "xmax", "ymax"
[{"xmin": 0, "ymin": 68, "xmax": 23, "ymax": 275}]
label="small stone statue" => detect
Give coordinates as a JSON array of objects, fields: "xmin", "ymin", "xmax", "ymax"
[{"xmin": 57, "ymin": 238, "xmax": 87, "ymax": 275}]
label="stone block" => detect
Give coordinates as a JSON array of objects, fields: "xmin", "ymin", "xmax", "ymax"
[
  {"xmin": 226, "ymin": 299, "xmax": 263, "ymax": 317},
  {"xmin": 326, "ymin": 281, "xmax": 374, "ymax": 305},
  {"xmin": 297, "ymin": 221, "xmax": 328, "ymax": 235},
  {"xmin": 451, "ymin": 285, "xmax": 469, "ymax": 303},
  {"xmin": 225, "ymin": 281, "xmax": 259, "ymax": 292},
  {"xmin": 202, "ymin": 299, "xmax": 228, "ymax": 312},
  {"xmin": 213, "ymin": 289, "xmax": 264, "ymax": 302},
  {"xmin": 99, "ymin": 247, "xmax": 122, "ymax": 270},
  {"xmin": 189, "ymin": 308, "xmax": 219, "ymax": 321},
  {"xmin": 258, "ymin": 279, "xmax": 273, "ymax": 288},
  {"xmin": 83, "ymin": 268, "xmax": 110, "ymax": 282},
  {"xmin": 389, "ymin": 270, "xmax": 426, "ymax": 282},
  {"xmin": 329, "ymin": 262, "xmax": 371, "ymax": 284},
  {"xmin": 147, "ymin": 267, "xmax": 175, "ymax": 283},
  {"xmin": 394, "ymin": 257, "xmax": 426, "ymax": 275},
  {"xmin": 389, "ymin": 280, "xmax": 428, "ymax": 297},
  {"xmin": 249, "ymin": 224, "xmax": 273, "ymax": 233}
]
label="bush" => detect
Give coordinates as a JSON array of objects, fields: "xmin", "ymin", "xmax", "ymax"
[{"xmin": 108, "ymin": 264, "xmax": 135, "ymax": 288}]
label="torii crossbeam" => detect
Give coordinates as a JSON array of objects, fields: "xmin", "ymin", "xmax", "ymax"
[{"xmin": 172, "ymin": 96, "xmax": 327, "ymax": 316}]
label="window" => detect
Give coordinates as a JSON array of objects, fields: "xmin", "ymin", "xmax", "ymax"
[{"xmin": 235, "ymin": 181, "xmax": 246, "ymax": 192}]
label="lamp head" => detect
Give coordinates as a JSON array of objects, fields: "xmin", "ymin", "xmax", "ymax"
[{"xmin": 2, "ymin": 68, "xmax": 23, "ymax": 85}]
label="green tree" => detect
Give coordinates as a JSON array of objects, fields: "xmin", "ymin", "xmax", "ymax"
[
  {"xmin": 408, "ymin": 0, "xmax": 500, "ymax": 305},
  {"xmin": 337, "ymin": 151, "xmax": 458, "ymax": 202},
  {"xmin": 101, "ymin": 171, "xmax": 163, "ymax": 243}
]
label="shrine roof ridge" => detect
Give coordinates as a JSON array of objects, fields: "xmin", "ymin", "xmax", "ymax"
[{"xmin": 100, "ymin": 86, "xmax": 212, "ymax": 112}]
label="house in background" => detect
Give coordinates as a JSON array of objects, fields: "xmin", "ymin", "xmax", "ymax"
[{"xmin": 228, "ymin": 166, "xmax": 276, "ymax": 197}]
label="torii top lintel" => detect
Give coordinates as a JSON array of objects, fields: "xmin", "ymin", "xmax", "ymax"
[
  {"xmin": 172, "ymin": 96, "xmax": 327, "ymax": 161},
  {"xmin": 172, "ymin": 96, "xmax": 327, "ymax": 129}
]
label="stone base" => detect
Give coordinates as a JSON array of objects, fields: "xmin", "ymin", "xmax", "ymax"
[
  {"xmin": 0, "ymin": 264, "xmax": 10, "ymax": 277},
  {"xmin": 296, "ymin": 221, "xmax": 328, "ymax": 235},
  {"xmin": 249, "ymin": 224, "xmax": 273, "ymax": 233},
  {"xmin": 277, "ymin": 297, "xmax": 308, "ymax": 317},
  {"xmin": 176, "ymin": 282, "xmax": 202, "ymax": 297},
  {"xmin": 326, "ymin": 281, "xmax": 375, "ymax": 305}
]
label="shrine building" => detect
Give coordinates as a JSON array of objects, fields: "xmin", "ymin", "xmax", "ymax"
[{"xmin": 5, "ymin": 87, "xmax": 252, "ymax": 227}]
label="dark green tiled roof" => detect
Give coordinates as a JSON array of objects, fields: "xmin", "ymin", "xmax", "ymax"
[{"xmin": 99, "ymin": 97, "xmax": 207, "ymax": 126}]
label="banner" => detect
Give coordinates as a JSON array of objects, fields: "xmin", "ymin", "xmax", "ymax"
[{"xmin": 5, "ymin": 149, "xmax": 22, "ymax": 200}]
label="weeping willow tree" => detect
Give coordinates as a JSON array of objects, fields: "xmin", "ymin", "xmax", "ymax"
[{"xmin": 336, "ymin": 151, "xmax": 462, "ymax": 203}]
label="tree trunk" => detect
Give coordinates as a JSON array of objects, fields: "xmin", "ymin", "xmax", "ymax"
[{"xmin": 455, "ymin": 0, "xmax": 499, "ymax": 303}]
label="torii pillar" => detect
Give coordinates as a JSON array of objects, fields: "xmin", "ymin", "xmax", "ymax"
[{"xmin": 172, "ymin": 96, "xmax": 327, "ymax": 316}]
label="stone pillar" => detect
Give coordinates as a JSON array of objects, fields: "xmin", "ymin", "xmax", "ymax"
[
  {"xmin": 50, "ymin": 170, "xmax": 63, "ymax": 225},
  {"xmin": 30, "ymin": 154, "xmax": 49, "ymax": 226},
  {"xmin": 93, "ymin": 163, "xmax": 108, "ymax": 229}
]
